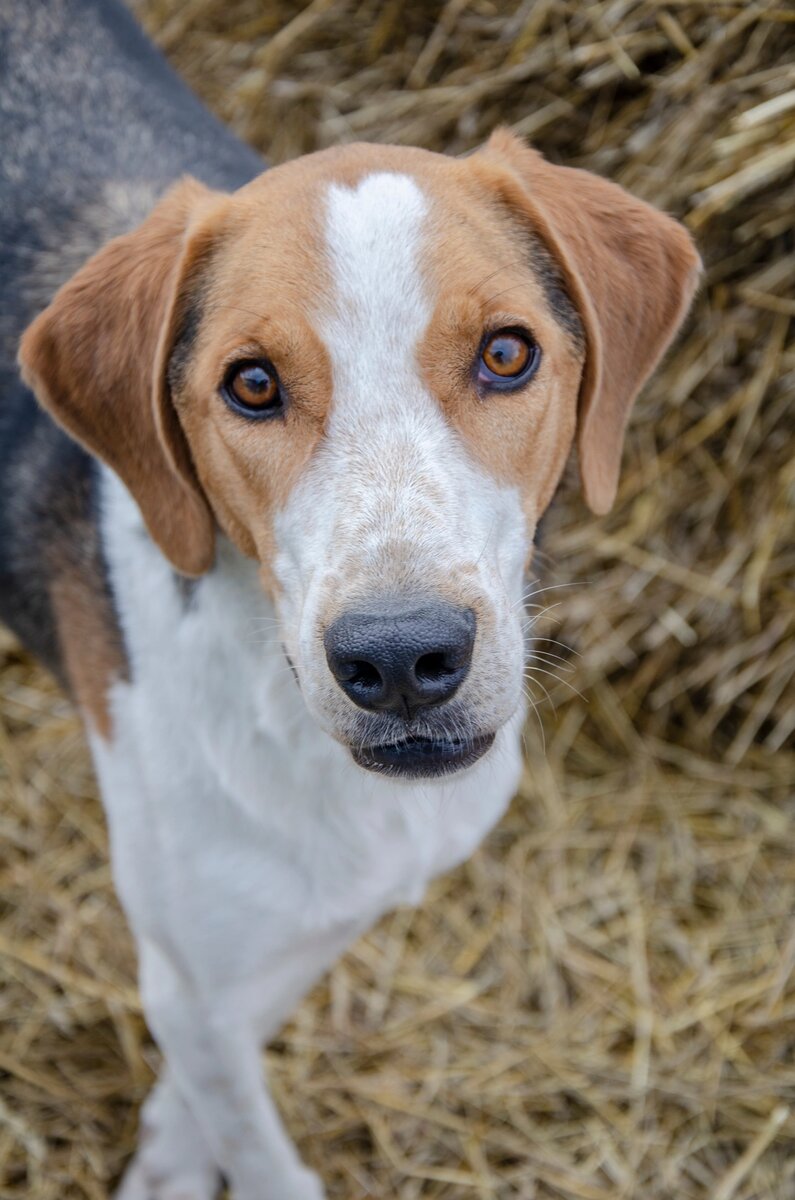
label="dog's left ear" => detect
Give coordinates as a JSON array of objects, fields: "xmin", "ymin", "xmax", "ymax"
[
  {"xmin": 19, "ymin": 177, "xmax": 227, "ymax": 576},
  {"xmin": 475, "ymin": 130, "xmax": 701, "ymax": 514}
]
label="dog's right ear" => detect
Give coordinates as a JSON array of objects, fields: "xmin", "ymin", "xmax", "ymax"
[{"xmin": 19, "ymin": 177, "xmax": 227, "ymax": 577}]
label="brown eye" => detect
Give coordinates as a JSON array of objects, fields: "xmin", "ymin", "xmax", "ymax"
[
  {"xmin": 479, "ymin": 329, "xmax": 540, "ymax": 388},
  {"xmin": 222, "ymin": 359, "xmax": 283, "ymax": 417}
]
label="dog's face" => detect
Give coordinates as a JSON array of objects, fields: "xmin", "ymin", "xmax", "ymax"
[
  {"xmin": 170, "ymin": 149, "xmax": 585, "ymax": 775},
  {"xmin": 19, "ymin": 134, "xmax": 699, "ymax": 778}
]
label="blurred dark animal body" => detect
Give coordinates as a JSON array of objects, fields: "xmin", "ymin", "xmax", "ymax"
[{"xmin": 0, "ymin": 0, "xmax": 259, "ymax": 698}]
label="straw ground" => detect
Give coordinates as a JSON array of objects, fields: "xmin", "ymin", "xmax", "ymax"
[{"xmin": 1, "ymin": 2, "xmax": 794, "ymax": 1197}]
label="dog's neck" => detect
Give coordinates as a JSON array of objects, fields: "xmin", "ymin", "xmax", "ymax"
[{"xmin": 93, "ymin": 465, "xmax": 524, "ymax": 928}]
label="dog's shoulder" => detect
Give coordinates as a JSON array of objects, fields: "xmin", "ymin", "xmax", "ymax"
[
  {"xmin": 0, "ymin": 378, "xmax": 126, "ymax": 725},
  {"xmin": 0, "ymin": 0, "xmax": 262, "ymax": 724}
]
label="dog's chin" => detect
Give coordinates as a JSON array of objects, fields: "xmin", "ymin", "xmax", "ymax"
[{"xmin": 350, "ymin": 731, "xmax": 496, "ymax": 781}]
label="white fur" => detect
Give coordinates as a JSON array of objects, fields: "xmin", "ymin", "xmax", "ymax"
[
  {"xmin": 95, "ymin": 173, "xmax": 529, "ymax": 1198},
  {"xmin": 275, "ymin": 174, "xmax": 529, "ymax": 744},
  {"xmin": 96, "ymin": 473, "xmax": 522, "ymax": 1199}
]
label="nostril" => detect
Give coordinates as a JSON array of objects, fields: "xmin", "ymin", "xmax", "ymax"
[
  {"xmin": 345, "ymin": 660, "xmax": 382, "ymax": 689},
  {"xmin": 415, "ymin": 651, "xmax": 457, "ymax": 683},
  {"xmin": 335, "ymin": 658, "xmax": 383, "ymax": 689}
]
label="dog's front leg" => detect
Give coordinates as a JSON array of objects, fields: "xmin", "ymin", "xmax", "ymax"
[
  {"xmin": 116, "ymin": 1068, "xmax": 221, "ymax": 1200},
  {"xmin": 131, "ymin": 938, "xmax": 327, "ymax": 1200}
]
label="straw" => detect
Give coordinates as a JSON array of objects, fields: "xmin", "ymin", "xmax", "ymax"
[{"xmin": 2, "ymin": 2, "xmax": 793, "ymax": 1196}]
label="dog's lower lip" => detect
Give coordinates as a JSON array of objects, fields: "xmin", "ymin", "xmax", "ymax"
[{"xmin": 352, "ymin": 732, "xmax": 495, "ymax": 779}]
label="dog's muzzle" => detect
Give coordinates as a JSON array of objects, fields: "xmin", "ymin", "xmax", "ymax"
[{"xmin": 324, "ymin": 601, "xmax": 493, "ymax": 778}]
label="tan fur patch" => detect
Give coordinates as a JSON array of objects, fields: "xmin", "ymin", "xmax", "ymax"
[
  {"xmin": 19, "ymin": 179, "xmax": 221, "ymax": 578},
  {"xmin": 20, "ymin": 138, "xmax": 698, "ymax": 590},
  {"xmin": 170, "ymin": 144, "xmax": 587, "ymax": 578},
  {"xmin": 415, "ymin": 160, "xmax": 585, "ymax": 523},
  {"xmin": 172, "ymin": 166, "xmax": 336, "ymax": 579},
  {"xmin": 473, "ymin": 131, "xmax": 701, "ymax": 513},
  {"xmin": 50, "ymin": 565, "xmax": 128, "ymax": 740}
]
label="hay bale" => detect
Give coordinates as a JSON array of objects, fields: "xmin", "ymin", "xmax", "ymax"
[{"xmin": 1, "ymin": 2, "xmax": 793, "ymax": 1196}]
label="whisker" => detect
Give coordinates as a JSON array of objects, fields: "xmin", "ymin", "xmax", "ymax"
[
  {"xmin": 529, "ymin": 651, "xmax": 575, "ymax": 672},
  {"xmin": 475, "ymin": 516, "xmax": 498, "ymax": 568},
  {"xmin": 465, "ymin": 260, "xmax": 523, "ymax": 298},
  {"xmin": 525, "ymin": 666, "xmax": 586, "ymax": 703},
  {"xmin": 533, "ymin": 636, "xmax": 581, "ymax": 657},
  {"xmin": 521, "ymin": 600, "xmax": 565, "ymax": 624},
  {"xmin": 520, "ymin": 580, "xmax": 587, "ymax": 604},
  {"xmin": 216, "ymin": 302, "xmax": 272, "ymax": 325},
  {"xmin": 523, "ymin": 675, "xmax": 557, "ymax": 716},
  {"xmin": 482, "ymin": 281, "xmax": 529, "ymax": 307},
  {"xmin": 523, "ymin": 689, "xmax": 546, "ymax": 756}
]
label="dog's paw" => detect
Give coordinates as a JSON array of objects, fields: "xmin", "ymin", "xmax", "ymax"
[
  {"xmin": 237, "ymin": 1165, "xmax": 325, "ymax": 1200},
  {"xmin": 280, "ymin": 1166, "xmax": 326, "ymax": 1200},
  {"xmin": 115, "ymin": 1158, "xmax": 221, "ymax": 1200}
]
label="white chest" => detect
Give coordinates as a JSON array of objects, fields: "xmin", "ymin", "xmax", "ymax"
[{"xmin": 90, "ymin": 472, "xmax": 523, "ymax": 986}]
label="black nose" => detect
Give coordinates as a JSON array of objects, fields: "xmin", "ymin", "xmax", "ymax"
[{"xmin": 324, "ymin": 603, "xmax": 476, "ymax": 717}]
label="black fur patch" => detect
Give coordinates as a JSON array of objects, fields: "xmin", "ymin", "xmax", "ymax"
[
  {"xmin": 173, "ymin": 573, "xmax": 201, "ymax": 610},
  {"xmin": 528, "ymin": 233, "xmax": 585, "ymax": 351},
  {"xmin": 0, "ymin": 384, "xmax": 126, "ymax": 687},
  {"xmin": 0, "ymin": 0, "xmax": 262, "ymax": 679},
  {"xmin": 167, "ymin": 296, "xmax": 204, "ymax": 396}
]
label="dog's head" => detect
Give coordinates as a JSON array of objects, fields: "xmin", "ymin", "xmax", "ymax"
[{"xmin": 19, "ymin": 134, "xmax": 699, "ymax": 779}]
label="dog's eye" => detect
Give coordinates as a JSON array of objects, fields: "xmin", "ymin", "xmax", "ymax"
[
  {"xmin": 222, "ymin": 360, "xmax": 283, "ymax": 418},
  {"xmin": 478, "ymin": 330, "xmax": 540, "ymax": 389}
]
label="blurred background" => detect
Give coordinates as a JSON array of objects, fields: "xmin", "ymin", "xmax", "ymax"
[{"xmin": 1, "ymin": 1, "xmax": 793, "ymax": 1197}]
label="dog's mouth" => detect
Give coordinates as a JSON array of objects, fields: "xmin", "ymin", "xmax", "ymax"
[{"xmin": 351, "ymin": 731, "xmax": 495, "ymax": 779}]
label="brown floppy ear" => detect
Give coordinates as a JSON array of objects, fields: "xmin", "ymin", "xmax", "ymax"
[
  {"xmin": 18, "ymin": 177, "xmax": 226, "ymax": 576},
  {"xmin": 476, "ymin": 129, "xmax": 702, "ymax": 514}
]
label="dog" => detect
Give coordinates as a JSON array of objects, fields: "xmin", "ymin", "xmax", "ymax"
[{"xmin": 0, "ymin": 1, "xmax": 700, "ymax": 1195}]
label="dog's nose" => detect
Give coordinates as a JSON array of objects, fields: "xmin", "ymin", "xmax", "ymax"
[{"xmin": 324, "ymin": 603, "xmax": 476, "ymax": 717}]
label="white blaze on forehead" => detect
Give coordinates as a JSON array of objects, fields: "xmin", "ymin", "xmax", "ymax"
[
  {"xmin": 322, "ymin": 172, "xmax": 432, "ymax": 429},
  {"xmin": 275, "ymin": 168, "xmax": 529, "ymax": 717}
]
